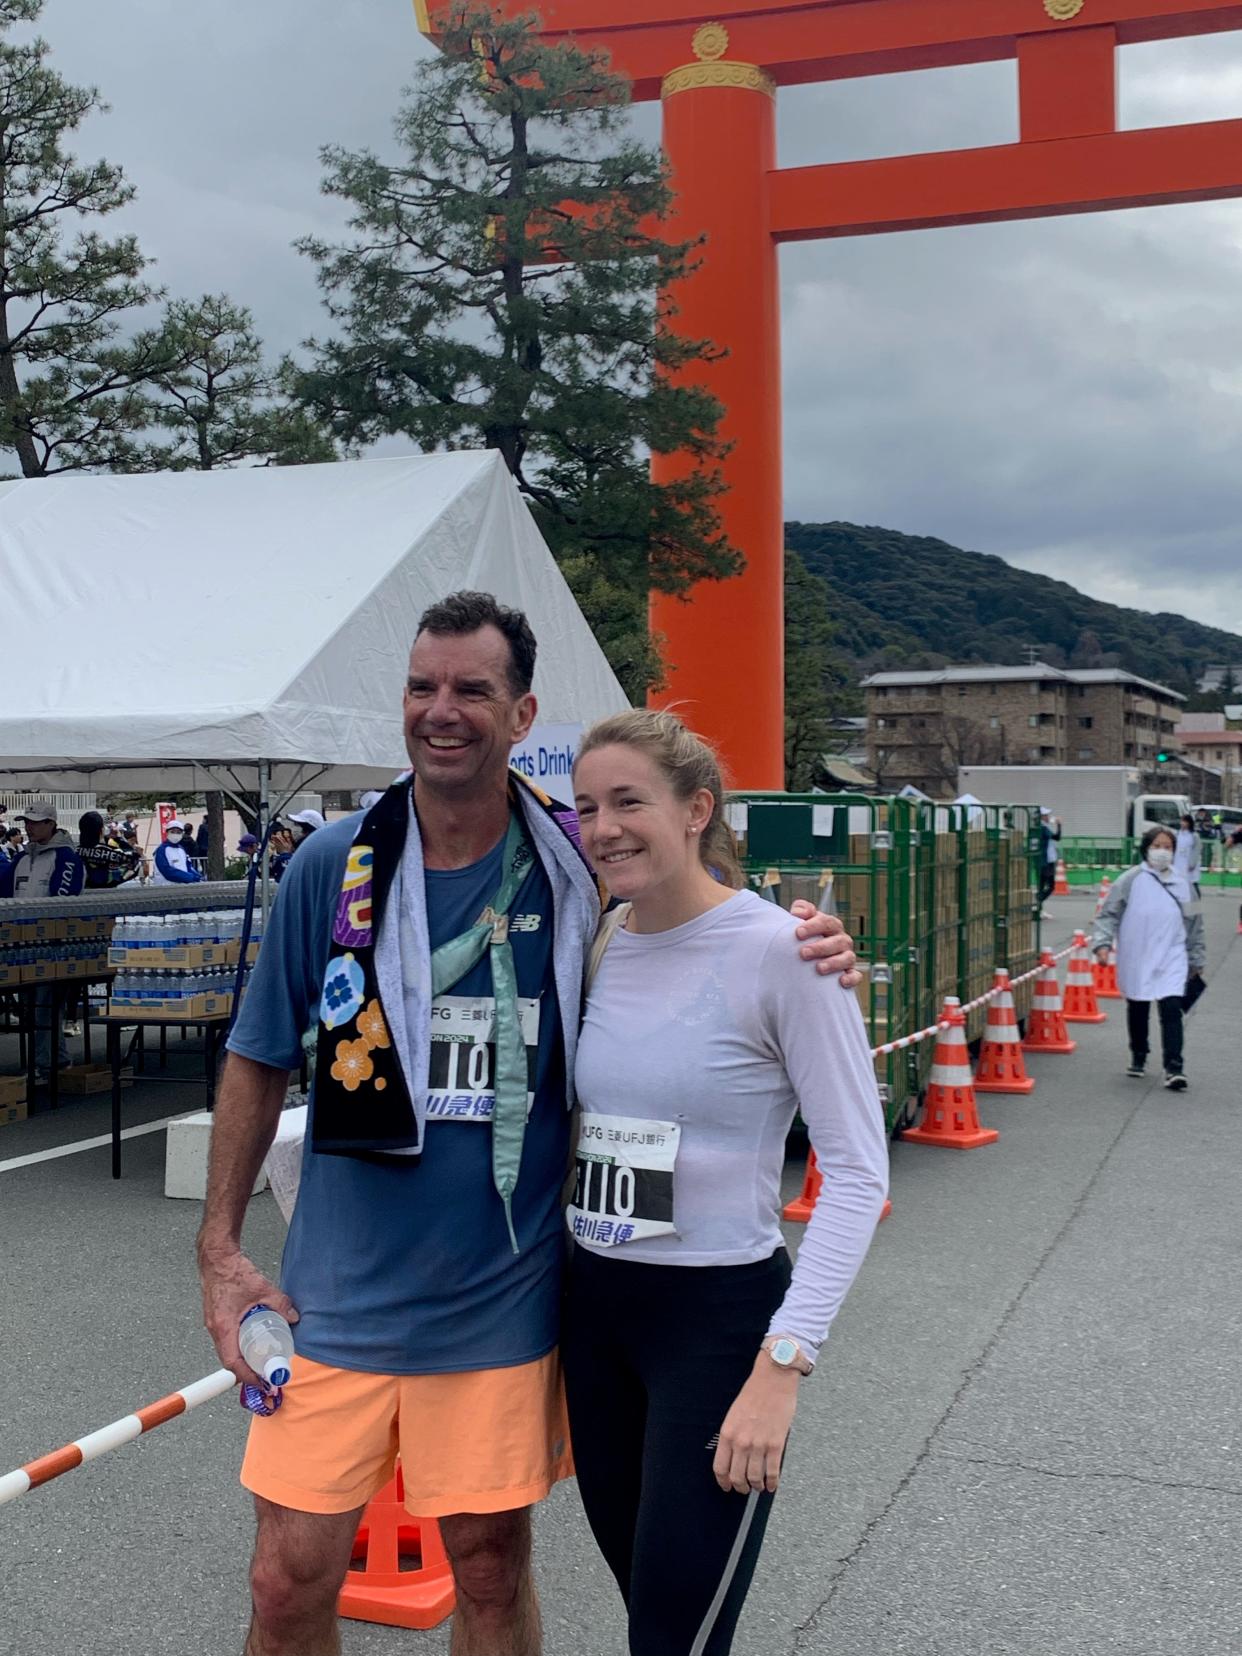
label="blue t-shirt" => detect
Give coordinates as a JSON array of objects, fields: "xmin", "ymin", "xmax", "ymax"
[{"xmin": 227, "ymin": 812, "xmax": 569, "ymax": 1376}]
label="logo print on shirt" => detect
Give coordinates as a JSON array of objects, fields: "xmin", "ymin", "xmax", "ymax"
[{"xmin": 510, "ymin": 913, "xmax": 543, "ymax": 933}]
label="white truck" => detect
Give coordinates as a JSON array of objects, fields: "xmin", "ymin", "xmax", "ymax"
[{"xmin": 957, "ymin": 766, "xmax": 1192, "ymax": 840}]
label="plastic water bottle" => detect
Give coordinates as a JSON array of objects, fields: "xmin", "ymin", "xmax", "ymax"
[{"xmin": 238, "ymin": 1303, "xmax": 295, "ymax": 1416}]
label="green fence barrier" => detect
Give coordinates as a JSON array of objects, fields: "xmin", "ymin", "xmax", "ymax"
[
  {"xmin": 1060, "ymin": 837, "xmax": 1242, "ymax": 889},
  {"xmin": 731, "ymin": 793, "xmax": 1040, "ymax": 1131}
]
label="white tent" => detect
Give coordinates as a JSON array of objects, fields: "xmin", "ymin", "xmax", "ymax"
[{"xmin": 0, "ymin": 451, "xmax": 629, "ymax": 797}]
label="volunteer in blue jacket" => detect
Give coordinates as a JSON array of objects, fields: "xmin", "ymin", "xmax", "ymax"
[{"xmin": 152, "ymin": 819, "xmax": 203, "ymax": 884}]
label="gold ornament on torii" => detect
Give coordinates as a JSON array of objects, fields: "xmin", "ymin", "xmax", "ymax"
[
  {"xmin": 1044, "ymin": 0, "xmax": 1085, "ymax": 19},
  {"xmin": 692, "ymin": 23, "xmax": 730, "ymax": 62}
]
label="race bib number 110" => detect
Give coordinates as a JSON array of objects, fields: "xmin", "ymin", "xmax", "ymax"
[{"xmin": 567, "ymin": 1113, "xmax": 680, "ymax": 1246}]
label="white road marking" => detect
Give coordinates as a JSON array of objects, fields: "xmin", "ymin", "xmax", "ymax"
[{"xmin": 0, "ymin": 1114, "xmax": 183, "ymax": 1175}]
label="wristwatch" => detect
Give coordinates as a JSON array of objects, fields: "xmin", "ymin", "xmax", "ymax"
[{"xmin": 761, "ymin": 1334, "xmax": 814, "ymax": 1376}]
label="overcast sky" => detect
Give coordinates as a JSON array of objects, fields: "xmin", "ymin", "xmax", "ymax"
[{"xmin": 36, "ymin": 1, "xmax": 1242, "ymax": 638}]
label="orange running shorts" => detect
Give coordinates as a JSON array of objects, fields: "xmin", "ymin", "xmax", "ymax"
[{"xmin": 240, "ymin": 1348, "xmax": 573, "ymax": 1518}]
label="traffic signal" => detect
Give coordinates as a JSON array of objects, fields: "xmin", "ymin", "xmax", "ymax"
[{"xmin": 1156, "ymin": 751, "xmax": 1170, "ymax": 764}]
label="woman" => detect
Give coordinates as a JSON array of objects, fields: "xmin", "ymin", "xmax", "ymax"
[
  {"xmin": 1091, "ymin": 825, "xmax": 1205, "ymax": 1091},
  {"xmin": 563, "ymin": 710, "xmax": 889, "ymax": 1656},
  {"xmin": 1173, "ymin": 813, "xmax": 1201, "ymax": 890}
]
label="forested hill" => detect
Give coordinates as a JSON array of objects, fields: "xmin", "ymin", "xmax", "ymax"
[{"xmin": 786, "ymin": 521, "xmax": 1242, "ymax": 694}]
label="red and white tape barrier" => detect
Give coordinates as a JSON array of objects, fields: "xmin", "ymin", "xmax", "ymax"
[
  {"xmin": 0, "ymin": 1368, "xmax": 236, "ymax": 1507},
  {"xmin": 868, "ymin": 943, "xmax": 1075, "ymax": 1059}
]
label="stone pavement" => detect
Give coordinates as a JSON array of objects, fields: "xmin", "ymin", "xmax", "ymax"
[{"xmin": 1, "ymin": 889, "xmax": 1238, "ymax": 1655}]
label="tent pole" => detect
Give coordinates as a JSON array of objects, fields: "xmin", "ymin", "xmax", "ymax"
[{"xmin": 259, "ymin": 759, "xmax": 271, "ymax": 924}]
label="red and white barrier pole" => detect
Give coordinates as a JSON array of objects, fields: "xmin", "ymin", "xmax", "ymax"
[{"xmin": 0, "ymin": 1368, "xmax": 236, "ymax": 1507}]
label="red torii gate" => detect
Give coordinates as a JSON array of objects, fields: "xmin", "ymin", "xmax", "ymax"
[{"xmin": 415, "ymin": 0, "xmax": 1242, "ymax": 786}]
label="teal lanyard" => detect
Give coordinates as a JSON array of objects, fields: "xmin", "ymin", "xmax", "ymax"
[{"xmin": 428, "ymin": 811, "xmax": 531, "ymax": 1252}]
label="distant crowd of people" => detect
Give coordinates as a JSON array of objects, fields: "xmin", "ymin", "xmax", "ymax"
[{"xmin": 0, "ymin": 801, "xmax": 332, "ymax": 901}]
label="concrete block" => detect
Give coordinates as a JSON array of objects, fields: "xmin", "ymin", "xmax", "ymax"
[{"xmin": 165, "ymin": 1110, "xmax": 267, "ymax": 1201}]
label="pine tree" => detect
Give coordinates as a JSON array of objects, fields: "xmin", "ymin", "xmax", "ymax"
[
  {"xmin": 295, "ymin": 4, "xmax": 737, "ymax": 698},
  {"xmin": 0, "ymin": 0, "xmax": 165, "ymax": 474},
  {"xmin": 137, "ymin": 294, "xmax": 336, "ymax": 470},
  {"xmin": 784, "ymin": 551, "xmax": 856, "ymax": 790}
]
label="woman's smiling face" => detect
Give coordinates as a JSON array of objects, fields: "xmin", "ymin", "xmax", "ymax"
[{"xmin": 573, "ymin": 744, "xmax": 712, "ymax": 901}]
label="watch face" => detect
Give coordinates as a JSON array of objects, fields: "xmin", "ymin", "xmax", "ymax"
[{"xmin": 771, "ymin": 1337, "xmax": 798, "ymax": 1367}]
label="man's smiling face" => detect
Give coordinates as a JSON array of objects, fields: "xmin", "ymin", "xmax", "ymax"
[{"xmin": 402, "ymin": 625, "xmax": 536, "ymax": 800}]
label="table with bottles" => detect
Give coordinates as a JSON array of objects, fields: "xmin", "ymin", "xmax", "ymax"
[
  {"xmin": 1, "ymin": 885, "xmax": 265, "ymax": 1139},
  {"xmin": 104, "ymin": 908, "xmax": 264, "ymax": 1178}
]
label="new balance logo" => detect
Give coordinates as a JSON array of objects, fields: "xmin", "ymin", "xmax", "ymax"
[{"xmin": 510, "ymin": 914, "xmax": 543, "ymax": 933}]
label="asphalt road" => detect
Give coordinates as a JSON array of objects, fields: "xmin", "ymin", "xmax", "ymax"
[{"xmin": 2, "ymin": 889, "xmax": 1238, "ymax": 1655}]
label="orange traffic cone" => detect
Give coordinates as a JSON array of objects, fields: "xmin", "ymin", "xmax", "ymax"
[
  {"xmin": 338, "ymin": 1465, "xmax": 456, "ymax": 1631},
  {"xmin": 1023, "ymin": 951, "xmax": 1077, "ymax": 1054},
  {"xmin": 1094, "ymin": 876, "xmax": 1112, "ymax": 916},
  {"xmin": 973, "ymin": 969, "xmax": 1035, "ymax": 1094},
  {"xmin": 900, "ymin": 998, "xmax": 998, "ymax": 1149},
  {"xmin": 1092, "ymin": 947, "xmax": 1122, "ymax": 1000},
  {"xmin": 1063, "ymin": 931, "xmax": 1107, "ymax": 1024},
  {"xmin": 783, "ymin": 1149, "xmax": 894, "ymax": 1225},
  {"xmin": 1053, "ymin": 859, "xmax": 1070, "ymax": 896},
  {"xmin": 783, "ymin": 1149, "xmax": 822, "ymax": 1222}
]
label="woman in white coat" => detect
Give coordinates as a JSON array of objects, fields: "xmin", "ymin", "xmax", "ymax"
[{"xmin": 1091, "ymin": 826, "xmax": 1205, "ymax": 1091}]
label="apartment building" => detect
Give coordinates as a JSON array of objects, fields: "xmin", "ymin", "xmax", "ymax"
[
  {"xmin": 863, "ymin": 665, "xmax": 1184, "ymax": 796},
  {"xmin": 1174, "ymin": 715, "xmax": 1242, "ymax": 807}
]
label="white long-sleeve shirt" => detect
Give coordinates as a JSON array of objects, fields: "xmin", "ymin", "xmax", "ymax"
[{"xmin": 572, "ymin": 889, "xmax": 889, "ymax": 1364}]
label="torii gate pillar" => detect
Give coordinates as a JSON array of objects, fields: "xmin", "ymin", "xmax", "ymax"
[{"xmin": 649, "ymin": 37, "xmax": 784, "ymax": 787}]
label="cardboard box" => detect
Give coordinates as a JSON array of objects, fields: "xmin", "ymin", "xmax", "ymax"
[
  {"xmin": 63, "ymin": 915, "xmax": 114, "ymax": 942},
  {"xmin": 110, "ymin": 991, "xmax": 233, "ymax": 1021},
  {"xmin": 0, "ymin": 1100, "xmax": 27, "ymax": 1126},
  {"xmin": 0, "ymin": 1074, "xmax": 27, "ymax": 1109},
  {"xmin": 108, "ymin": 942, "xmax": 239, "ymax": 969},
  {"xmin": 0, "ymin": 961, "xmax": 22, "ymax": 988},
  {"xmin": 58, "ymin": 1063, "xmax": 133, "ymax": 1095}
]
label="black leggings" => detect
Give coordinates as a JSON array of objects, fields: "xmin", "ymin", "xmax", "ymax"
[
  {"xmin": 562, "ymin": 1244, "xmax": 792, "ymax": 1656},
  {"xmin": 1126, "ymin": 996, "xmax": 1184, "ymax": 1074}
]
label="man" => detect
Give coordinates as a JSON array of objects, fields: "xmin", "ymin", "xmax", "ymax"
[
  {"xmin": 198, "ymin": 591, "xmax": 859, "ymax": 1656},
  {"xmin": 3, "ymin": 801, "xmax": 84, "ymax": 1078},
  {"xmin": 1, "ymin": 823, "xmax": 23, "ymax": 865},
  {"xmin": 195, "ymin": 818, "xmax": 211, "ymax": 860},
  {"xmin": 152, "ymin": 819, "xmax": 203, "ymax": 884}
]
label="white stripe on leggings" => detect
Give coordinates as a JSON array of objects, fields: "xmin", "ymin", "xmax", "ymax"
[{"xmin": 688, "ymin": 1488, "xmax": 761, "ymax": 1656}]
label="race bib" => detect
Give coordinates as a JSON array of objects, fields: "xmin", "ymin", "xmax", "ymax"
[
  {"xmin": 567, "ymin": 1113, "xmax": 680, "ymax": 1246},
  {"xmin": 426, "ymin": 995, "xmax": 540, "ymax": 1123}
]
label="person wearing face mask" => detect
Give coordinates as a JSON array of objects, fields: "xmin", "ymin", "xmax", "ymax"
[
  {"xmin": 1091, "ymin": 826, "xmax": 1205, "ymax": 1091},
  {"xmin": 152, "ymin": 819, "xmax": 204, "ymax": 885}
]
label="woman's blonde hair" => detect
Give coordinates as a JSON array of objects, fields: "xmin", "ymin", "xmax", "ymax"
[{"xmin": 574, "ymin": 709, "xmax": 745, "ymax": 890}]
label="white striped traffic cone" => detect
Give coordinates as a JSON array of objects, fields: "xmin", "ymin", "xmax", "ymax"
[
  {"xmin": 900, "ymin": 998, "xmax": 999, "ymax": 1149},
  {"xmin": 1022, "ymin": 950, "xmax": 1077, "ymax": 1054},
  {"xmin": 1092, "ymin": 946, "xmax": 1122, "ymax": 1000},
  {"xmin": 974, "ymin": 969, "xmax": 1035, "ymax": 1095},
  {"xmin": 1063, "ymin": 931, "xmax": 1107, "ymax": 1024}
]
